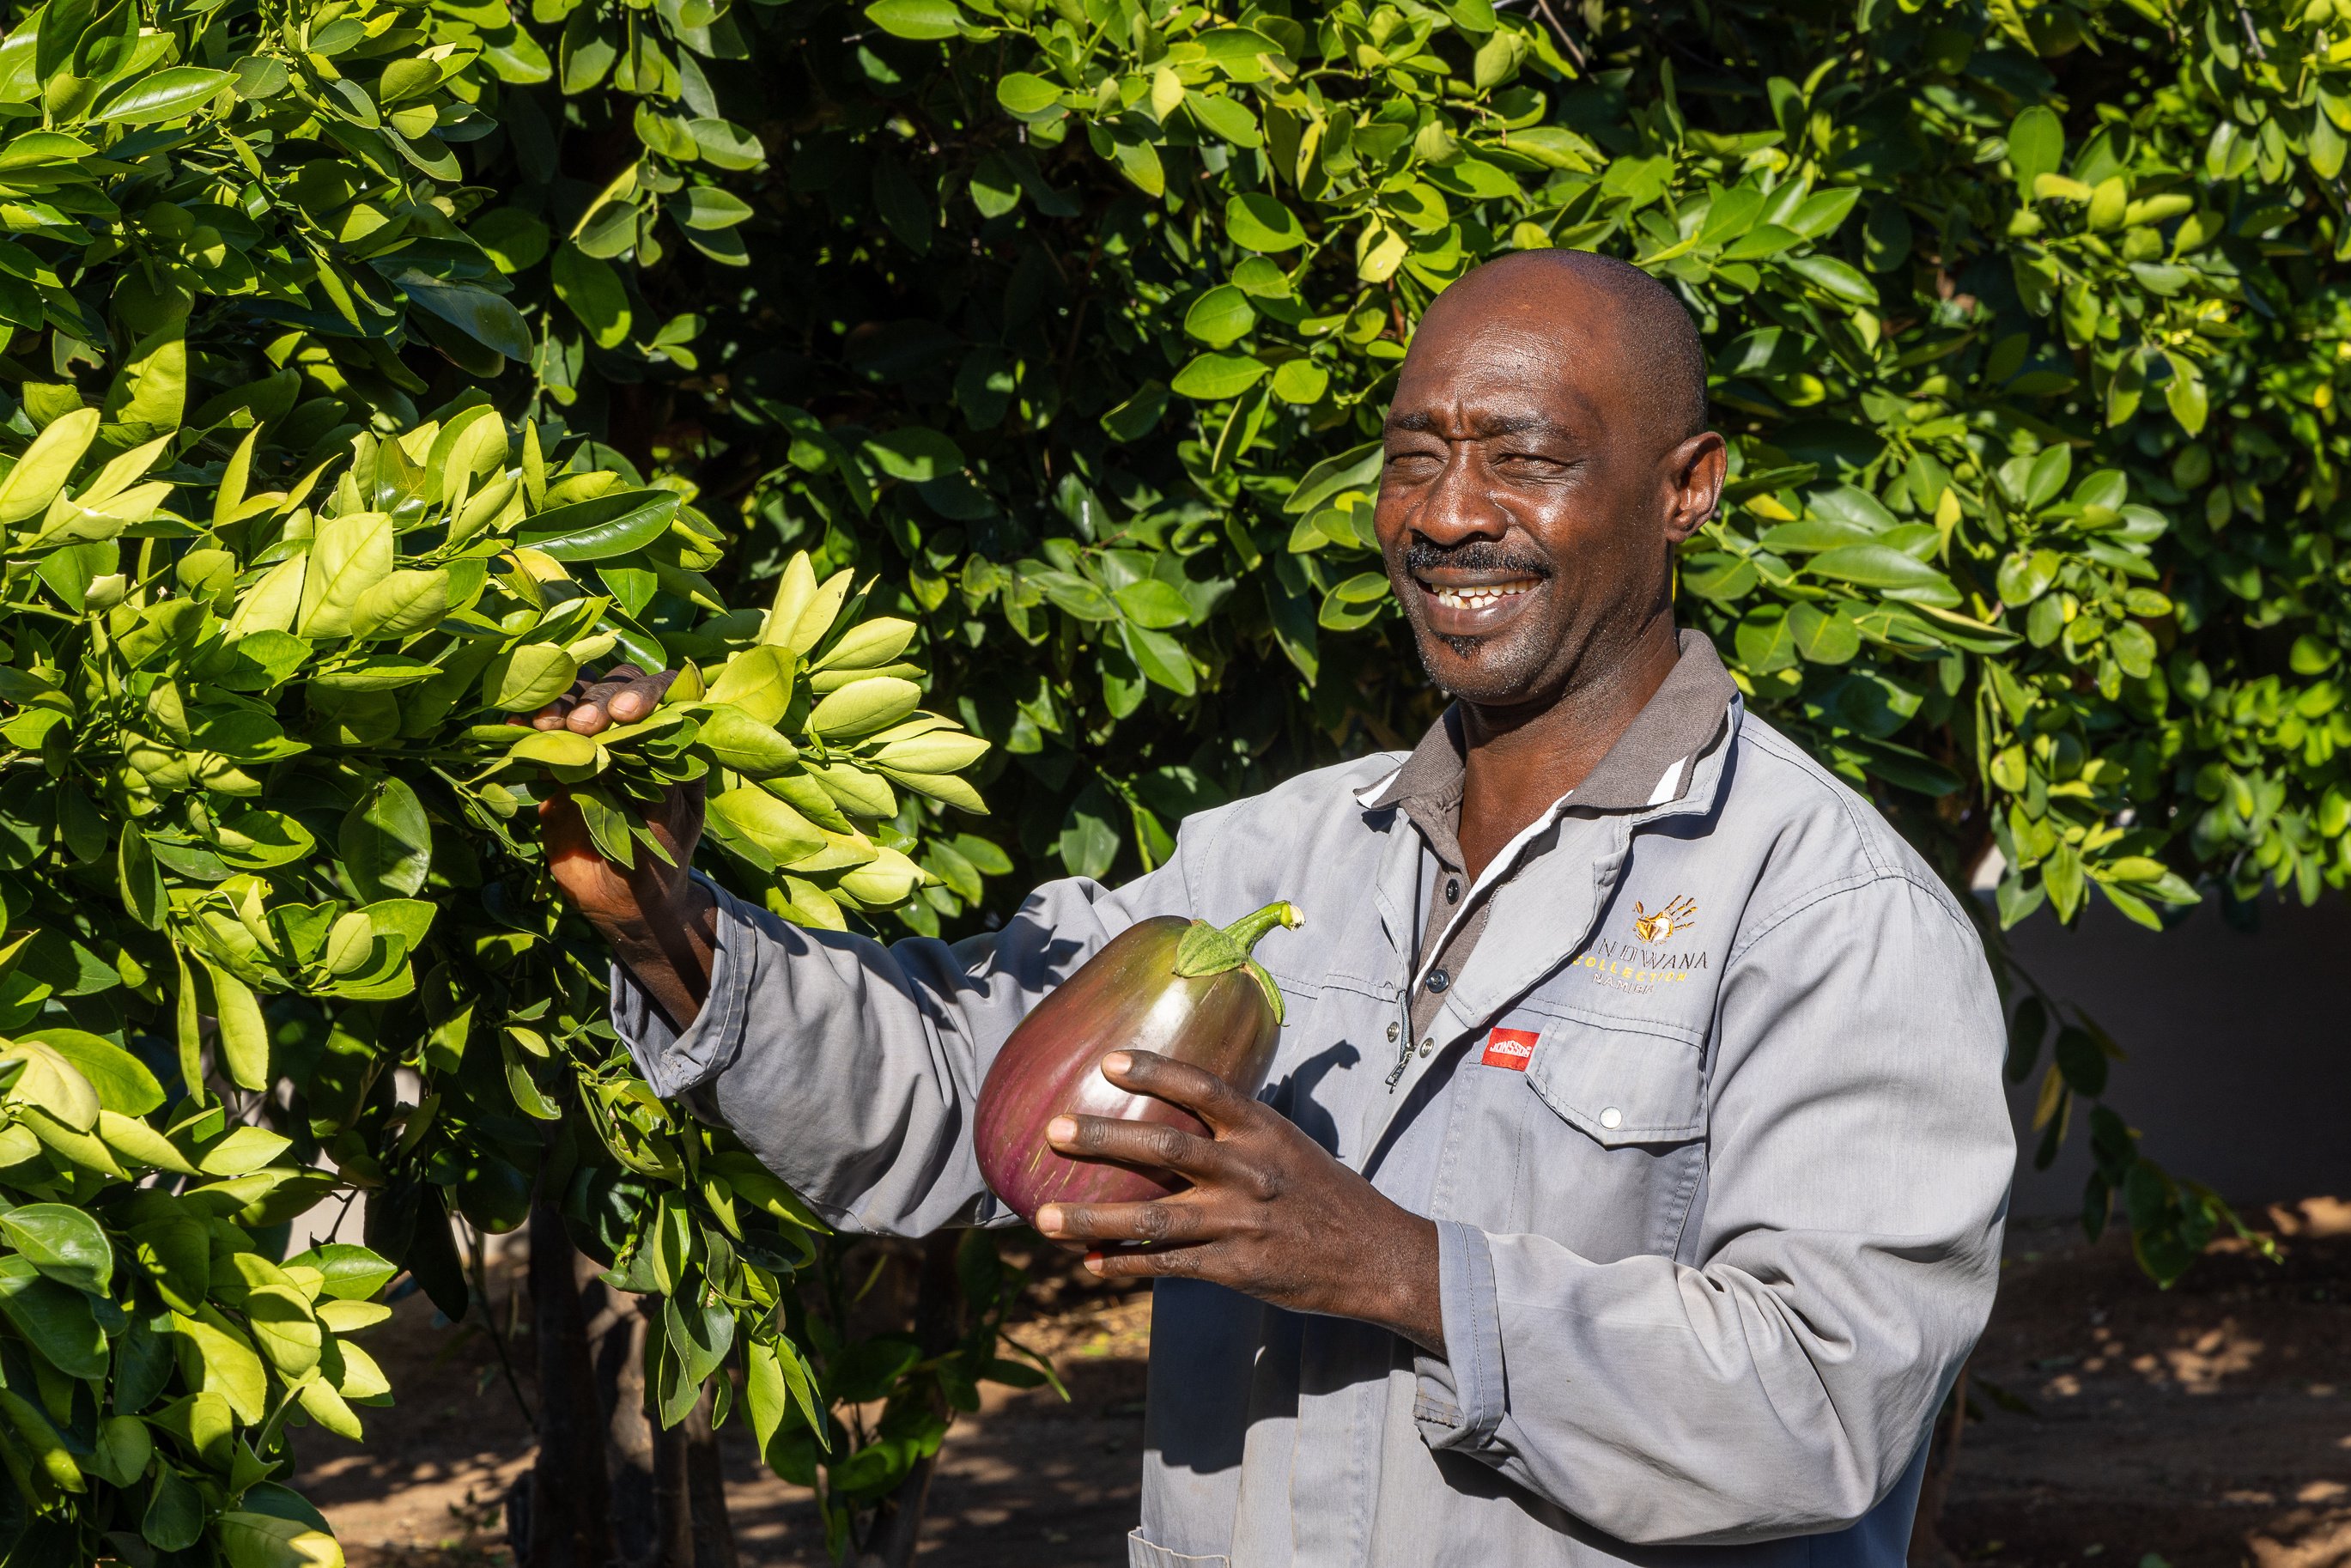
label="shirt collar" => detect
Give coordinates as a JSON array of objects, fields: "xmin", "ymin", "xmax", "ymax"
[{"xmin": 1352, "ymin": 629, "xmax": 1739, "ymax": 831}]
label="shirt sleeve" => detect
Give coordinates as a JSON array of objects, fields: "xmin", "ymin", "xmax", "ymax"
[
  {"xmin": 611, "ymin": 846, "xmax": 1199, "ymax": 1238},
  {"xmin": 1411, "ymin": 874, "xmax": 2014, "ymax": 1545}
]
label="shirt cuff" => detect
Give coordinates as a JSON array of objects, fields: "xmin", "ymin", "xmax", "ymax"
[
  {"xmin": 1412, "ymin": 1219, "xmax": 1506, "ymax": 1452},
  {"xmin": 609, "ymin": 872, "xmax": 757, "ymax": 1100}
]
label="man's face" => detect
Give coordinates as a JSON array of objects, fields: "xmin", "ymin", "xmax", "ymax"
[{"xmin": 1373, "ymin": 272, "xmax": 1718, "ymax": 712}]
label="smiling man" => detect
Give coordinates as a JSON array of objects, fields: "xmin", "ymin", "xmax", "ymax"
[{"xmin": 538, "ymin": 251, "xmax": 2014, "ymax": 1567}]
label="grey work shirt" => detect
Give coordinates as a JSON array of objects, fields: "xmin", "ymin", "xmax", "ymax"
[{"xmin": 615, "ymin": 631, "xmax": 2014, "ymax": 1568}]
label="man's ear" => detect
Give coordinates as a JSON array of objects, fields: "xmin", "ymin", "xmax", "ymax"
[{"xmin": 1661, "ymin": 431, "xmax": 1728, "ymax": 545}]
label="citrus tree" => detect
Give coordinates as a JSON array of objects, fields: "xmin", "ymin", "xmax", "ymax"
[{"xmin": 8, "ymin": 0, "xmax": 2351, "ymax": 1557}]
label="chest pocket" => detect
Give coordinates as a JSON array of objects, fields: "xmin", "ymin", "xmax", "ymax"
[
  {"xmin": 1452, "ymin": 1013, "xmax": 1707, "ymax": 1262},
  {"xmin": 1522, "ymin": 1022, "xmax": 1706, "ymax": 1148}
]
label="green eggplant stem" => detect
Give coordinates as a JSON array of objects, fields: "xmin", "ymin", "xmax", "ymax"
[
  {"xmin": 1171, "ymin": 901, "xmax": 1303, "ymax": 1024},
  {"xmin": 1223, "ymin": 900, "xmax": 1304, "ymax": 952}
]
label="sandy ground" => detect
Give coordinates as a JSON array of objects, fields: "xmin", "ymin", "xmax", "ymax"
[{"xmin": 300, "ymin": 1200, "xmax": 2351, "ymax": 1567}]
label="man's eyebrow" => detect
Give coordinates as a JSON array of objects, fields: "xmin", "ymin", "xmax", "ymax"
[{"xmin": 1382, "ymin": 410, "xmax": 1571, "ymax": 438}]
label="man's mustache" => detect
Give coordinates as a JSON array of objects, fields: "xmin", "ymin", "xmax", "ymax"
[{"xmin": 1397, "ymin": 538, "xmax": 1554, "ymax": 579}]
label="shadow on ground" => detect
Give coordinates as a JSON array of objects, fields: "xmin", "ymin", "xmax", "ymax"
[
  {"xmin": 1946, "ymin": 1200, "xmax": 2351, "ymax": 1568},
  {"xmin": 304, "ymin": 1200, "xmax": 2351, "ymax": 1566}
]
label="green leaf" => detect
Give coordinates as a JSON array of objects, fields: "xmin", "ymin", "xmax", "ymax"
[
  {"xmin": 807, "ymin": 676, "xmax": 921, "ymax": 737},
  {"xmin": 1115, "ymin": 580, "xmax": 1194, "ymax": 629},
  {"xmin": 90, "ymin": 66, "xmax": 232, "ymax": 125},
  {"xmin": 688, "ymin": 118, "xmax": 763, "ymax": 171},
  {"xmin": 1284, "ymin": 441, "xmax": 1383, "ymax": 514},
  {"xmin": 0, "ymin": 408, "xmax": 97, "ymax": 524},
  {"xmin": 681, "ymin": 186, "xmax": 754, "ymax": 230},
  {"xmin": 471, "ymin": 208, "xmax": 551, "ymax": 274},
  {"xmin": 145, "ymin": 1462, "xmax": 205, "ymax": 1551},
  {"xmin": 216, "ymin": 1508, "xmax": 346, "ymax": 1568},
  {"xmin": 861, "ymin": 428, "xmax": 963, "ymax": 482},
  {"xmin": 1734, "ymin": 605, "xmax": 1799, "ymax": 672},
  {"xmin": 2008, "ymin": 105, "xmax": 2065, "ymax": 190},
  {"xmin": 1783, "ymin": 252, "xmax": 1878, "ymax": 305},
  {"xmin": 23, "ymin": 1028, "xmax": 161, "ymax": 1115},
  {"xmin": 1121, "ymin": 623, "xmax": 1197, "ymax": 695},
  {"xmin": 516, "ymin": 489, "xmax": 681, "ymax": 560},
  {"xmin": 342, "ymin": 776, "xmax": 434, "ymax": 900},
  {"xmin": 394, "ymin": 272, "xmax": 533, "ymax": 362},
  {"xmin": 0, "ymin": 1203, "xmax": 112, "ymax": 1292},
  {"xmin": 1271, "ymin": 360, "xmax": 1329, "ymax": 404},
  {"xmin": 708, "ymin": 786, "xmax": 828, "ymax": 866},
  {"xmin": 551, "ymin": 242, "xmax": 631, "ymax": 349},
  {"xmin": 349, "ymin": 569, "xmax": 450, "ymax": 639},
  {"xmin": 1101, "ymin": 380, "xmax": 1169, "ymax": 443},
  {"xmin": 200, "ymin": 957, "xmax": 271, "ymax": 1091},
  {"xmin": 489, "ymin": 644, "xmax": 581, "ymax": 711},
  {"xmin": 297, "ymin": 511, "xmax": 395, "ymax": 639},
  {"xmin": 118, "ymin": 825, "xmax": 165, "ymax": 929},
  {"xmin": 696, "ymin": 707, "xmax": 801, "ymax": 773},
  {"xmin": 996, "ymin": 71, "xmax": 1062, "ymax": 115},
  {"xmin": 2164, "ymin": 356, "xmax": 2208, "ymax": 434},
  {"xmin": 1056, "ymin": 786, "xmax": 1121, "ymax": 881},
  {"xmin": 1226, "ymin": 192, "xmax": 1307, "ymax": 252},
  {"xmin": 1171, "ymin": 353, "xmax": 1269, "ymax": 401},
  {"xmin": 1788, "ymin": 602, "xmax": 1861, "ymax": 664},
  {"xmin": 1807, "ymin": 544, "xmax": 1959, "ymax": 605},
  {"xmin": 1784, "ymin": 185, "xmax": 1860, "ymax": 238},
  {"xmin": 285, "ymin": 1243, "xmax": 398, "ymax": 1300},
  {"xmin": 865, "ymin": 0, "xmax": 962, "ymax": 38},
  {"xmin": 0, "ymin": 1256, "xmax": 106, "ymax": 1378},
  {"xmin": 1184, "ymin": 285, "xmax": 1257, "ymax": 348}
]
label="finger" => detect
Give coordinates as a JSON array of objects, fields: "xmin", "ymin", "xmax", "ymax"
[
  {"xmin": 1083, "ymin": 1243, "xmax": 1205, "ymax": 1281},
  {"xmin": 1046, "ymin": 1113, "xmax": 1224, "ymax": 1181},
  {"xmin": 528, "ymin": 697, "xmax": 574, "ymax": 731},
  {"xmin": 1097, "ymin": 1050, "xmax": 1254, "ymax": 1131},
  {"xmin": 1035, "ymin": 1197, "xmax": 1210, "ymax": 1247},
  {"xmin": 604, "ymin": 668, "xmax": 676, "ymax": 725},
  {"xmin": 565, "ymin": 665, "xmax": 647, "ymax": 734}
]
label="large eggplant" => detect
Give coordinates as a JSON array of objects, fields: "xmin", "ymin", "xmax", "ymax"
[{"xmin": 973, "ymin": 901, "xmax": 1303, "ymax": 1224}]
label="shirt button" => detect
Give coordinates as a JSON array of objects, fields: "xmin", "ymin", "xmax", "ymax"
[
  {"xmin": 1418, "ymin": 1038, "xmax": 1435, "ymax": 1058},
  {"xmin": 1387, "ymin": 1023, "xmax": 1400, "ymax": 1042},
  {"xmin": 1598, "ymin": 1107, "xmax": 1623, "ymax": 1130},
  {"xmin": 1444, "ymin": 878, "xmax": 1460, "ymax": 904},
  {"xmin": 1426, "ymin": 969, "xmax": 1449, "ymax": 994}
]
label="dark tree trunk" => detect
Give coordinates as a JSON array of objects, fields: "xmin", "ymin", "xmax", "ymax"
[
  {"xmin": 594, "ymin": 1289, "xmax": 660, "ymax": 1565},
  {"xmin": 1906, "ymin": 1358, "xmax": 1971, "ymax": 1568},
  {"xmin": 854, "ymin": 1233, "xmax": 965, "ymax": 1568},
  {"xmin": 685, "ymin": 1379, "xmax": 740, "ymax": 1568},
  {"xmin": 650, "ymin": 1401, "xmax": 696, "ymax": 1568},
  {"xmin": 527, "ymin": 1201, "xmax": 620, "ymax": 1568}
]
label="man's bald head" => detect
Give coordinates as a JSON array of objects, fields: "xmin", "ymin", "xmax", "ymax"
[
  {"xmin": 1417, "ymin": 250, "xmax": 1708, "ymax": 446},
  {"xmin": 1374, "ymin": 246, "xmax": 1728, "ymax": 717}
]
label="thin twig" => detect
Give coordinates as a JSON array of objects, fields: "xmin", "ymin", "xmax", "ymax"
[
  {"xmin": 465, "ymin": 1220, "xmax": 539, "ymax": 1434},
  {"xmin": 1528, "ymin": 0, "xmax": 1589, "ymax": 69}
]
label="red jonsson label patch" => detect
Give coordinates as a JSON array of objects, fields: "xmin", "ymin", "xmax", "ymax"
[{"xmin": 1481, "ymin": 1028, "xmax": 1539, "ymax": 1071}]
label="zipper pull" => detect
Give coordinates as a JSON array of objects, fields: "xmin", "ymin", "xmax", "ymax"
[{"xmin": 1384, "ymin": 1019, "xmax": 1411, "ymax": 1091}]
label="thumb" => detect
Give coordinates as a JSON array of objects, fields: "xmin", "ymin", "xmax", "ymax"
[{"xmin": 538, "ymin": 789, "xmax": 603, "ymax": 867}]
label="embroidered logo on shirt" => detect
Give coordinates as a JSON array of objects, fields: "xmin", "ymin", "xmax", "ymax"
[
  {"xmin": 1631, "ymin": 896, "xmax": 1697, "ymax": 942},
  {"xmin": 1583, "ymin": 896, "xmax": 1710, "ymax": 996},
  {"xmin": 1481, "ymin": 1027, "xmax": 1538, "ymax": 1071}
]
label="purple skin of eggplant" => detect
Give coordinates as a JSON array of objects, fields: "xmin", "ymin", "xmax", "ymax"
[{"xmin": 974, "ymin": 915, "xmax": 1284, "ymax": 1226}]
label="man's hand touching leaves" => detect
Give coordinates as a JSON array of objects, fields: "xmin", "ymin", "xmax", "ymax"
[{"xmin": 510, "ymin": 664, "xmax": 718, "ymax": 1031}]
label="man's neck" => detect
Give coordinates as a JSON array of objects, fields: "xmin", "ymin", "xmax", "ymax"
[{"xmin": 1454, "ymin": 625, "xmax": 1684, "ymax": 882}]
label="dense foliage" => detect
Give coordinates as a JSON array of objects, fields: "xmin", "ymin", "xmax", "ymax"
[{"xmin": 3, "ymin": 0, "xmax": 2350, "ymax": 1554}]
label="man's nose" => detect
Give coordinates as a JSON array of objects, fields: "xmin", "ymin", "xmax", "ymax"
[{"xmin": 1408, "ymin": 445, "xmax": 1508, "ymax": 542}]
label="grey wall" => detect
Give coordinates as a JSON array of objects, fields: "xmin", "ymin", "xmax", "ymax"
[{"xmin": 1992, "ymin": 890, "xmax": 2351, "ymax": 1218}]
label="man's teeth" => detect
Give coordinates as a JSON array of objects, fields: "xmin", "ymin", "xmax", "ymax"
[{"xmin": 1430, "ymin": 582, "xmax": 1535, "ymax": 610}]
